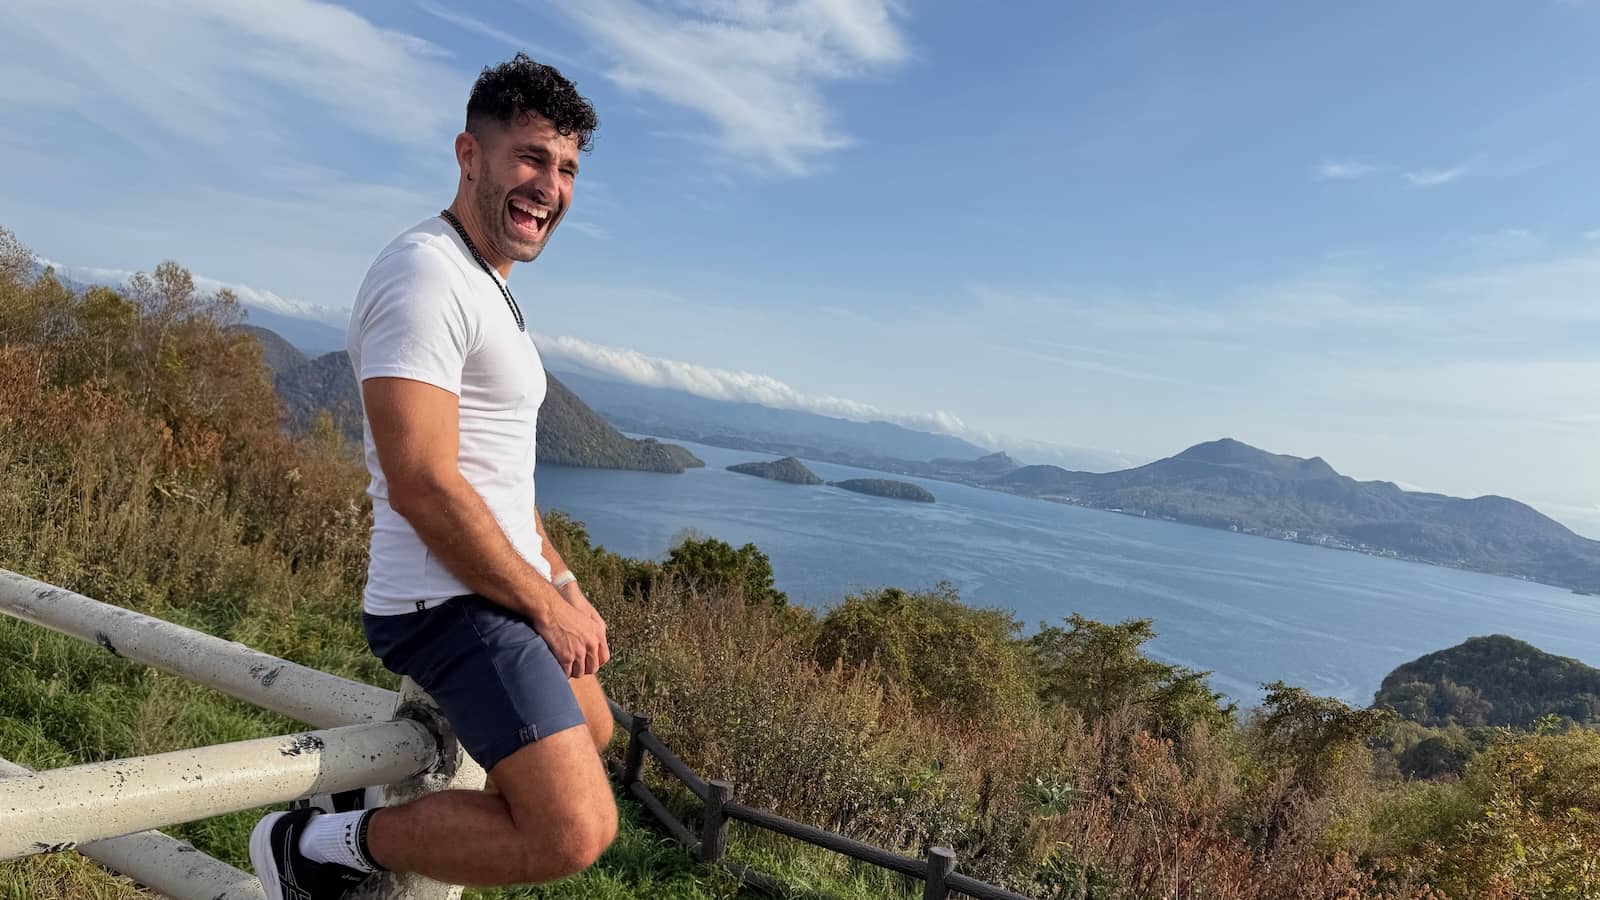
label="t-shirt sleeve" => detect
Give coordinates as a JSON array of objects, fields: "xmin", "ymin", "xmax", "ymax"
[{"xmin": 353, "ymin": 245, "xmax": 479, "ymax": 395}]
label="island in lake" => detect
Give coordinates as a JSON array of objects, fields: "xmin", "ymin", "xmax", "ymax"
[
  {"xmin": 831, "ymin": 479, "xmax": 936, "ymax": 503},
  {"xmin": 727, "ymin": 456, "xmax": 823, "ymax": 485}
]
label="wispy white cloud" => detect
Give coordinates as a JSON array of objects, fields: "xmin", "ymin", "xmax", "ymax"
[
  {"xmin": 1406, "ymin": 164, "xmax": 1470, "ymax": 187},
  {"xmin": 534, "ymin": 330, "xmax": 1152, "ymax": 468},
  {"xmin": 534, "ymin": 331, "xmax": 965, "ymax": 434},
  {"xmin": 0, "ymin": 1, "xmax": 464, "ymax": 150},
  {"xmin": 0, "ymin": 1, "xmax": 460, "ymax": 311},
  {"xmin": 35, "ymin": 257, "xmax": 348, "ymax": 325},
  {"xmin": 1314, "ymin": 159, "xmax": 1381, "ymax": 181},
  {"xmin": 969, "ymin": 276, "xmax": 1422, "ymax": 337},
  {"xmin": 565, "ymin": 221, "xmax": 612, "ymax": 240},
  {"xmin": 542, "ymin": 0, "xmax": 911, "ymax": 175},
  {"xmin": 415, "ymin": 2, "xmax": 573, "ymax": 66},
  {"xmin": 1007, "ymin": 347, "xmax": 1182, "ymax": 384}
]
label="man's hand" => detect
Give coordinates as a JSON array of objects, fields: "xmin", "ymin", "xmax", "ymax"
[
  {"xmin": 526, "ymin": 581, "xmax": 608, "ymax": 678},
  {"xmin": 557, "ymin": 581, "xmax": 610, "ymax": 669}
]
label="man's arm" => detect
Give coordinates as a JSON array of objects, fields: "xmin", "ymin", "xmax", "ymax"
[
  {"xmin": 363, "ymin": 376, "xmax": 605, "ymax": 677},
  {"xmin": 535, "ymin": 509, "xmax": 609, "ymax": 667},
  {"xmin": 534, "ymin": 510, "xmax": 572, "ymax": 580}
]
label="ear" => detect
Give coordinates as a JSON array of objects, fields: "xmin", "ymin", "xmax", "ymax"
[{"xmin": 454, "ymin": 130, "xmax": 479, "ymax": 178}]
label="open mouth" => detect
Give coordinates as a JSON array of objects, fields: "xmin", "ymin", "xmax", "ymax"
[{"xmin": 507, "ymin": 196, "xmax": 552, "ymax": 241}]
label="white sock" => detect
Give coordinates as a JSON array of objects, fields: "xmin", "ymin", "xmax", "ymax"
[{"xmin": 296, "ymin": 810, "xmax": 380, "ymax": 873}]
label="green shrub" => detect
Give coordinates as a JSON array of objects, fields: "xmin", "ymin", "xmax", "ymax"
[{"xmin": 813, "ymin": 584, "xmax": 1035, "ymax": 724}]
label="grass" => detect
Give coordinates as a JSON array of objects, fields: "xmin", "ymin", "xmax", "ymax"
[{"xmin": 0, "ymin": 615, "xmax": 919, "ymax": 900}]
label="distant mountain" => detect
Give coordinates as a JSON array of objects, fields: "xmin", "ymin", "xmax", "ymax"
[
  {"xmin": 237, "ymin": 307, "xmax": 346, "ymax": 355},
  {"xmin": 274, "ymin": 349, "xmax": 362, "ymax": 436},
  {"xmin": 231, "ymin": 324, "xmax": 307, "ymax": 376},
  {"xmin": 832, "ymin": 479, "xmax": 936, "ymax": 503},
  {"xmin": 550, "ymin": 369, "xmax": 990, "ymax": 463},
  {"xmin": 537, "ymin": 375, "xmax": 704, "ymax": 472},
  {"xmin": 240, "ymin": 328, "xmax": 701, "ymax": 474},
  {"xmin": 899, "ymin": 451, "xmax": 1026, "ymax": 484},
  {"xmin": 728, "ymin": 457, "xmax": 823, "ymax": 485},
  {"xmin": 1375, "ymin": 635, "xmax": 1600, "ymax": 728},
  {"xmin": 995, "ymin": 437, "xmax": 1600, "ymax": 593}
]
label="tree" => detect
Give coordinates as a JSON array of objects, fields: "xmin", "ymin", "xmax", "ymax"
[
  {"xmin": 813, "ymin": 584, "xmax": 1035, "ymax": 723},
  {"xmin": 1398, "ymin": 734, "xmax": 1473, "ymax": 780},
  {"xmin": 663, "ymin": 535, "xmax": 786, "ymax": 608},
  {"xmin": 1433, "ymin": 726, "xmax": 1600, "ymax": 898},
  {"xmin": 1246, "ymin": 681, "xmax": 1391, "ymax": 853},
  {"xmin": 1029, "ymin": 613, "xmax": 1233, "ymax": 739}
]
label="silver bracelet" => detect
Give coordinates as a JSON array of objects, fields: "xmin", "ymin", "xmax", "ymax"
[{"xmin": 551, "ymin": 571, "xmax": 577, "ymax": 589}]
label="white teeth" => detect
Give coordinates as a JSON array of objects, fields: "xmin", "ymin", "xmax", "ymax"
[{"xmin": 510, "ymin": 199, "xmax": 550, "ymax": 220}]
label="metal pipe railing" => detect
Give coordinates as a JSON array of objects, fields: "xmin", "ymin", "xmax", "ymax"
[
  {"xmin": 0, "ymin": 756, "xmax": 266, "ymax": 900},
  {"xmin": 0, "ymin": 719, "xmax": 436, "ymax": 860},
  {"xmin": 0, "ymin": 568, "xmax": 396, "ymax": 728}
]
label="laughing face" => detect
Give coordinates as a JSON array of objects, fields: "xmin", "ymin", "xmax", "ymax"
[{"xmin": 468, "ymin": 111, "xmax": 579, "ymax": 267}]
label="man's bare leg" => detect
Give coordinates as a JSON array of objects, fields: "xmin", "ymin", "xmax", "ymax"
[
  {"xmin": 363, "ymin": 724, "xmax": 617, "ymax": 886},
  {"xmin": 571, "ymin": 674, "xmax": 616, "ymax": 751}
]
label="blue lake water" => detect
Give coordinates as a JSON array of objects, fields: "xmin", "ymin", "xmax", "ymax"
[{"xmin": 538, "ymin": 437, "xmax": 1600, "ymax": 706}]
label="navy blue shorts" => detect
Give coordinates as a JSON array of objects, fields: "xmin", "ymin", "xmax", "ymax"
[{"xmin": 363, "ymin": 594, "xmax": 588, "ymax": 772}]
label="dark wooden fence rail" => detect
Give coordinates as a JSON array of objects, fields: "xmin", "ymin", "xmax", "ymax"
[{"xmin": 605, "ymin": 700, "xmax": 1038, "ymax": 900}]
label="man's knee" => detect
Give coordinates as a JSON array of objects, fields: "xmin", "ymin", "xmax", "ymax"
[{"xmin": 517, "ymin": 796, "xmax": 618, "ymax": 880}]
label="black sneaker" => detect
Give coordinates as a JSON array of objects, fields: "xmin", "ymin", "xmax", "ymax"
[
  {"xmin": 289, "ymin": 786, "xmax": 372, "ymax": 815},
  {"xmin": 249, "ymin": 808, "xmax": 373, "ymax": 900}
]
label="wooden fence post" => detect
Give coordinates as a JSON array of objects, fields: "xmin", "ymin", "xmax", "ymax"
[
  {"xmin": 622, "ymin": 713, "xmax": 652, "ymax": 785},
  {"xmin": 699, "ymin": 780, "xmax": 733, "ymax": 863},
  {"xmin": 924, "ymin": 846, "xmax": 955, "ymax": 900}
]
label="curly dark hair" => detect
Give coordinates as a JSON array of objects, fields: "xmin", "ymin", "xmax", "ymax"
[{"xmin": 466, "ymin": 53, "xmax": 598, "ymax": 152}]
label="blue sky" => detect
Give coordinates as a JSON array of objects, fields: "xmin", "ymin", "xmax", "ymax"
[{"xmin": 2, "ymin": 1, "xmax": 1599, "ymax": 534}]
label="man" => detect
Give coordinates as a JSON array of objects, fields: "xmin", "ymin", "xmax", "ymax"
[{"xmin": 249, "ymin": 54, "xmax": 617, "ymax": 898}]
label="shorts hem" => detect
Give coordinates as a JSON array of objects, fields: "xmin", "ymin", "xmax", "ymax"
[{"xmin": 476, "ymin": 710, "xmax": 591, "ymax": 772}]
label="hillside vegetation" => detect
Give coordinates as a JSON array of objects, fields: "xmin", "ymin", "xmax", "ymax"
[
  {"xmin": 1375, "ymin": 635, "xmax": 1600, "ymax": 729},
  {"xmin": 3, "ymin": 227, "xmax": 1600, "ymax": 899},
  {"xmin": 830, "ymin": 479, "xmax": 935, "ymax": 503},
  {"xmin": 727, "ymin": 457, "xmax": 823, "ymax": 485}
]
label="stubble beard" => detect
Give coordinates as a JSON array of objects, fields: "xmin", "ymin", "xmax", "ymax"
[{"xmin": 475, "ymin": 162, "xmax": 549, "ymax": 264}]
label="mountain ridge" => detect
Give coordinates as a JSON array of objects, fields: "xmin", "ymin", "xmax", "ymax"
[
  {"xmin": 550, "ymin": 368, "xmax": 990, "ymax": 462},
  {"xmin": 243, "ymin": 327, "xmax": 703, "ymax": 474},
  {"xmin": 994, "ymin": 437, "xmax": 1600, "ymax": 594}
]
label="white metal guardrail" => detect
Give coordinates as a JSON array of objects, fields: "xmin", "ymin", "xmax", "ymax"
[{"xmin": 0, "ymin": 569, "xmax": 486, "ymax": 900}]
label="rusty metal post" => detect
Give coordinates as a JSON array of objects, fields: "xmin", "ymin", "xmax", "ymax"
[
  {"xmin": 0, "ymin": 719, "xmax": 436, "ymax": 861},
  {"xmin": 0, "ymin": 568, "xmax": 395, "ymax": 727},
  {"xmin": 348, "ymin": 676, "xmax": 488, "ymax": 900},
  {"xmin": 698, "ymin": 779, "xmax": 733, "ymax": 863},
  {"xmin": 924, "ymin": 846, "xmax": 955, "ymax": 900}
]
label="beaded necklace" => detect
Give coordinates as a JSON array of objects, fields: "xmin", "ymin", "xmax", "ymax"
[{"xmin": 440, "ymin": 208, "xmax": 525, "ymax": 332}]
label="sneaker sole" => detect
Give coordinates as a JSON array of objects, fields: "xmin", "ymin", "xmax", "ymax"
[{"xmin": 248, "ymin": 811, "xmax": 288, "ymax": 900}]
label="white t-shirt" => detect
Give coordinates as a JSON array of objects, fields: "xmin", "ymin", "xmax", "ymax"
[{"xmin": 347, "ymin": 216, "xmax": 551, "ymax": 616}]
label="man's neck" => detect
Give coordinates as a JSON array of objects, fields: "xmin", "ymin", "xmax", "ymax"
[{"xmin": 446, "ymin": 200, "xmax": 513, "ymax": 279}]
